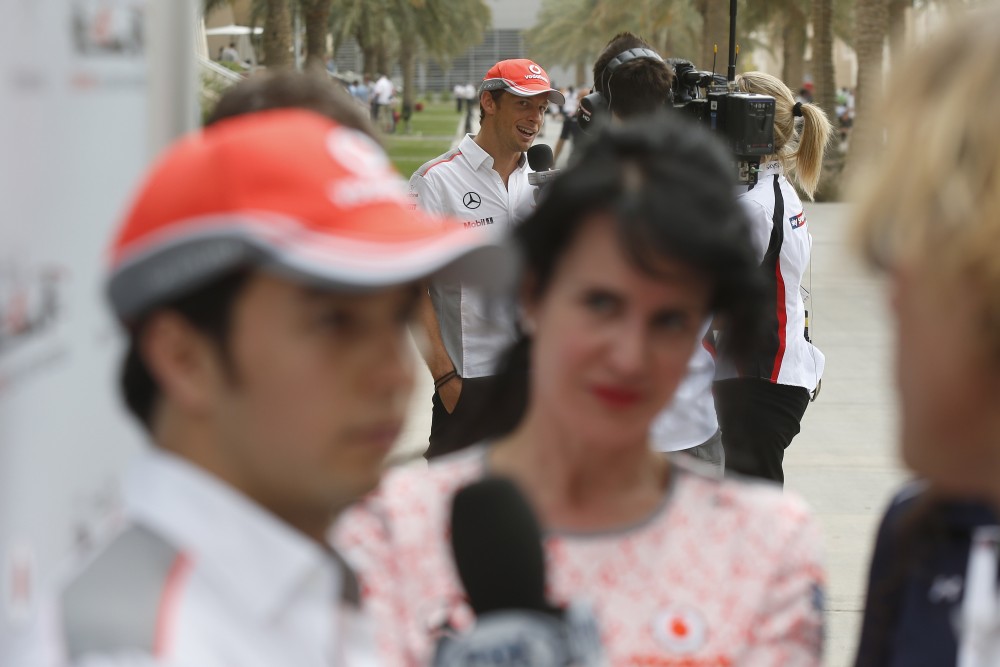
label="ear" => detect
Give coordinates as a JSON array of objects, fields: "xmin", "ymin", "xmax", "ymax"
[
  {"xmin": 518, "ymin": 273, "xmax": 541, "ymax": 333},
  {"xmin": 480, "ymin": 90, "xmax": 498, "ymax": 116},
  {"xmin": 140, "ymin": 311, "xmax": 229, "ymax": 417}
]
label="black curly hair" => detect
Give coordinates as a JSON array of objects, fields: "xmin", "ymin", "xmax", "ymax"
[{"xmin": 471, "ymin": 112, "xmax": 766, "ymax": 440}]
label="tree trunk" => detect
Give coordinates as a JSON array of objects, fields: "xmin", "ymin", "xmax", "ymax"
[
  {"xmin": 846, "ymin": 0, "xmax": 888, "ymax": 172},
  {"xmin": 698, "ymin": 0, "xmax": 729, "ymax": 73},
  {"xmin": 356, "ymin": 26, "xmax": 378, "ymax": 79},
  {"xmin": 376, "ymin": 44, "xmax": 391, "ymax": 78},
  {"xmin": 262, "ymin": 0, "xmax": 293, "ymax": 68},
  {"xmin": 781, "ymin": 5, "xmax": 807, "ymax": 91},
  {"xmin": 887, "ymin": 0, "xmax": 911, "ymax": 70},
  {"xmin": 399, "ymin": 31, "xmax": 417, "ymax": 132},
  {"xmin": 301, "ymin": 0, "xmax": 333, "ymax": 71},
  {"xmin": 575, "ymin": 60, "xmax": 586, "ymax": 88},
  {"xmin": 812, "ymin": 0, "xmax": 837, "ymax": 121}
]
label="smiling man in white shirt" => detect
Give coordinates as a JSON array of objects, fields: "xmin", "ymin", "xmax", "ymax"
[
  {"xmin": 52, "ymin": 109, "xmax": 500, "ymax": 667},
  {"xmin": 410, "ymin": 59, "xmax": 564, "ymax": 458}
]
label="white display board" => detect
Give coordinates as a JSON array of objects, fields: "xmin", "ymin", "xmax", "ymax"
[{"xmin": 0, "ymin": 0, "xmax": 196, "ymax": 660}]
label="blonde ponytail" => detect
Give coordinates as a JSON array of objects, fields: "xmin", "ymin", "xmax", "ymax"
[
  {"xmin": 794, "ymin": 102, "xmax": 833, "ymax": 199},
  {"xmin": 735, "ymin": 71, "xmax": 833, "ymax": 200}
]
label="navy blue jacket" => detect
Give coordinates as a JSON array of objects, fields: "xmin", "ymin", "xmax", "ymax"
[{"xmin": 854, "ymin": 485, "xmax": 999, "ymax": 667}]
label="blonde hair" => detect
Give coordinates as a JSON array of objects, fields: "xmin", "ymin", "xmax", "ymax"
[
  {"xmin": 851, "ymin": 6, "xmax": 1000, "ymax": 316},
  {"xmin": 735, "ymin": 71, "xmax": 832, "ymax": 200}
]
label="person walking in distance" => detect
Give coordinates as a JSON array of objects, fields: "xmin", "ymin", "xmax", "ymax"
[{"xmin": 409, "ymin": 59, "xmax": 564, "ymax": 458}]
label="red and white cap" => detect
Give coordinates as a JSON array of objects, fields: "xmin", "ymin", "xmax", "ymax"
[
  {"xmin": 108, "ymin": 109, "xmax": 510, "ymax": 322},
  {"xmin": 479, "ymin": 59, "xmax": 565, "ymax": 105}
]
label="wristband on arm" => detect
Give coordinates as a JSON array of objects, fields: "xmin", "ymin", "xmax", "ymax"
[{"xmin": 434, "ymin": 369, "xmax": 460, "ymax": 391}]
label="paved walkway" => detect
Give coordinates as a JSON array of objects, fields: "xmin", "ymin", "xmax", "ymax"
[{"xmin": 393, "ymin": 112, "xmax": 905, "ymax": 667}]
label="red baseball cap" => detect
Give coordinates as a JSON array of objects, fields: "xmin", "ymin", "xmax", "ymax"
[
  {"xmin": 108, "ymin": 109, "xmax": 509, "ymax": 322},
  {"xmin": 480, "ymin": 59, "xmax": 565, "ymax": 105}
]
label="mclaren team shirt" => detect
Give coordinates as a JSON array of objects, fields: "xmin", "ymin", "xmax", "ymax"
[
  {"xmin": 409, "ymin": 134, "xmax": 536, "ymax": 378},
  {"xmin": 334, "ymin": 446, "xmax": 826, "ymax": 667},
  {"xmin": 51, "ymin": 450, "xmax": 376, "ymax": 667}
]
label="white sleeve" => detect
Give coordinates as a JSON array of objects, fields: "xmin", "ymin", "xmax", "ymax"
[
  {"xmin": 737, "ymin": 196, "xmax": 773, "ymax": 265},
  {"xmin": 74, "ymin": 653, "xmax": 167, "ymax": 667},
  {"xmin": 408, "ymin": 172, "xmax": 447, "ymax": 218}
]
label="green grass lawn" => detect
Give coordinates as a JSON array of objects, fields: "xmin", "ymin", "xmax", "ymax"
[{"xmin": 383, "ymin": 101, "xmax": 464, "ymax": 178}]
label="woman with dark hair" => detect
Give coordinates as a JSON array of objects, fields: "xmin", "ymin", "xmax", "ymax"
[
  {"xmin": 850, "ymin": 7, "xmax": 1000, "ymax": 666},
  {"xmin": 335, "ymin": 115, "xmax": 826, "ymax": 666}
]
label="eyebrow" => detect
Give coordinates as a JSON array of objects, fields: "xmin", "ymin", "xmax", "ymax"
[{"xmin": 299, "ymin": 283, "xmax": 422, "ymax": 305}]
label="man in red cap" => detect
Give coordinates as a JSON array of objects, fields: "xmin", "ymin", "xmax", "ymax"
[
  {"xmin": 52, "ymin": 109, "xmax": 502, "ymax": 666},
  {"xmin": 409, "ymin": 59, "xmax": 564, "ymax": 458}
]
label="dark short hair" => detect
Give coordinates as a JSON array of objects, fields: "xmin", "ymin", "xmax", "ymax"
[
  {"xmin": 475, "ymin": 114, "xmax": 766, "ymax": 439},
  {"xmin": 125, "ymin": 70, "xmax": 381, "ymax": 432},
  {"xmin": 592, "ymin": 32, "xmax": 674, "ymax": 119},
  {"xmin": 121, "ymin": 271, "xmax": 250, "ymax": 430},
  {"xmin": 479, "ymin": 89, "xmax": 505, "ymax": 124},
  {"xmin": 205, "ymin": 69, "xmax": 379, "ymax": 143}
]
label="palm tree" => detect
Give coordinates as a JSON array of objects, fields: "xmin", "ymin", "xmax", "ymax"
[
  {"xmin": 392, "ymin": 0, "xmax": 491, "ymax": 115},
  {"xmin": 206, "ymin": 0, "xmax": 293, "ymax": 67},
  {"xmin": 300, "ymin": 0, "xmax": 333, "ymax": 69},
  {"xmin": 887, "ymin": 0, "xmax": 912, "ymax": 68},
  {"xmin": 526, "ymin": 0, "xmax": 703, "ymax": 82},
  {"xmin": 739, "ymin": 0, "xmax": 807, "ymax": 92},
  {"xmin": 525, "ymin": 0, "xmax": 603, "ymax": 73},
  {"xmin": 328, "ymin": 0, "xmax": 489, "ymax": 116},
  {"xmin": 846, "ymin": 0, "xmax": 888, "ymax": 172},
  {"xmin": 697, "ymin": 0, "xmax": 729, "ymax": 74},
  {"xmin": 262, "ymin": 0, "xmax": 293, "ymax": 67},
  {"xmin": 781, "ymin": 2, "xmax": 808, "ymax": 90},
  {"xmin": 811, "ymin": 0, "xmax": 836, "ymax": 121}
]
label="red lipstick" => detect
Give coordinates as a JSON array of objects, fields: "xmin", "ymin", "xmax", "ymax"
[{"xmin": 591, "ymin": 385, "xmax": 642, "ymax": 409}]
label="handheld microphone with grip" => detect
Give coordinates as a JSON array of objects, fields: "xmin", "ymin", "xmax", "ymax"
[
  {"xmin": 527, "ymin": 144, "xmax": 561, "ymax": 187},
  {"xmin": 433, "ymin": 477, "xmax": 605, "ymax": 667}
]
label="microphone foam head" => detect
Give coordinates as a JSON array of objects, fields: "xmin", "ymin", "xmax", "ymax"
[
  {"xmin": 450, "ymin": 476, "xmax": 550, "ymax": 616},
  {"xmin": 526, "ymin": 144, "xmax": 555, "ymax": 172}
]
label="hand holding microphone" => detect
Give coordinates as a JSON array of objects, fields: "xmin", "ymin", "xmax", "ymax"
[{"xmin": 433, "ymin": 477, "xmax": 605, "ymax": 667}]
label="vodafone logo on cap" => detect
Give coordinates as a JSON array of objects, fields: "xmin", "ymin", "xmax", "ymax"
[
  {"xmin": 651, "ymin": 606, "xmax": 707, "ymax": 654},
  {"xmin": 326, "ymin": 126, "xmax": 407, "ymax": 208},
  {"xmin": 327, "ymin": 127, "xmax": 392, "ymax": 178},
  {"xmin": 525, "ymin": 62, "xmax": 547, "ymax": 82}
]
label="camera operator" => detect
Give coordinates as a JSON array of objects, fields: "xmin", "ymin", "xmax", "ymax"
[
  {"xmin": 582, "ymin": 32, "xmax": 725, "ymax": 474},
  {"xmin": 714, "ymin": 71, "xmax": 833, "ymax": 485}
]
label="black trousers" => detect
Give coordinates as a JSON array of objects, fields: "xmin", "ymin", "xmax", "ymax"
[
  {"xmin": 714, "ymin": 378, "xmax": 811, "ymax": 486},
  {"xmin": 426, "ymin": 374, "xmax": 527, "ymax": 460}
]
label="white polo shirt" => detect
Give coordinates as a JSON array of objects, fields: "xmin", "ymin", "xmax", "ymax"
[
  {"xmin": 409, "ymin": 134, "xmax": 536, "ymax": 378},
  {"xmin": 649, "ymin": 319, "xmax": 719, "ymax": 452},
  {"xmin": 53, "ymin": 450, "xmax": 377, "ymax": 667}
]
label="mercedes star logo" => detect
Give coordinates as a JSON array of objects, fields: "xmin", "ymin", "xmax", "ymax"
[{"xmin": 463, "ymin": 192, "xmax": 482, "ymax": 209}]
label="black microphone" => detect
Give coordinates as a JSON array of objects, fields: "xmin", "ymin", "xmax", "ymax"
[
  {"xmin": 434, "ymin": 477, "xmax": 605, "ymax": 667},
  {"xmin": 527, "ymin": 144, "xmax": 561, "ymax": 187}
]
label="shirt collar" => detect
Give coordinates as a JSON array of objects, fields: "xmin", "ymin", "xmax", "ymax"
[
  {"xmin": 460, "ymin": 134, "xmax": 528, "ymax": 173},
  {"xmin": 758, "ymin": 160, "xmax": 784, "ymax": 177},
  {"xmin": 124, "ymin": 449, "xmax": 349, "ymax": 621}
]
